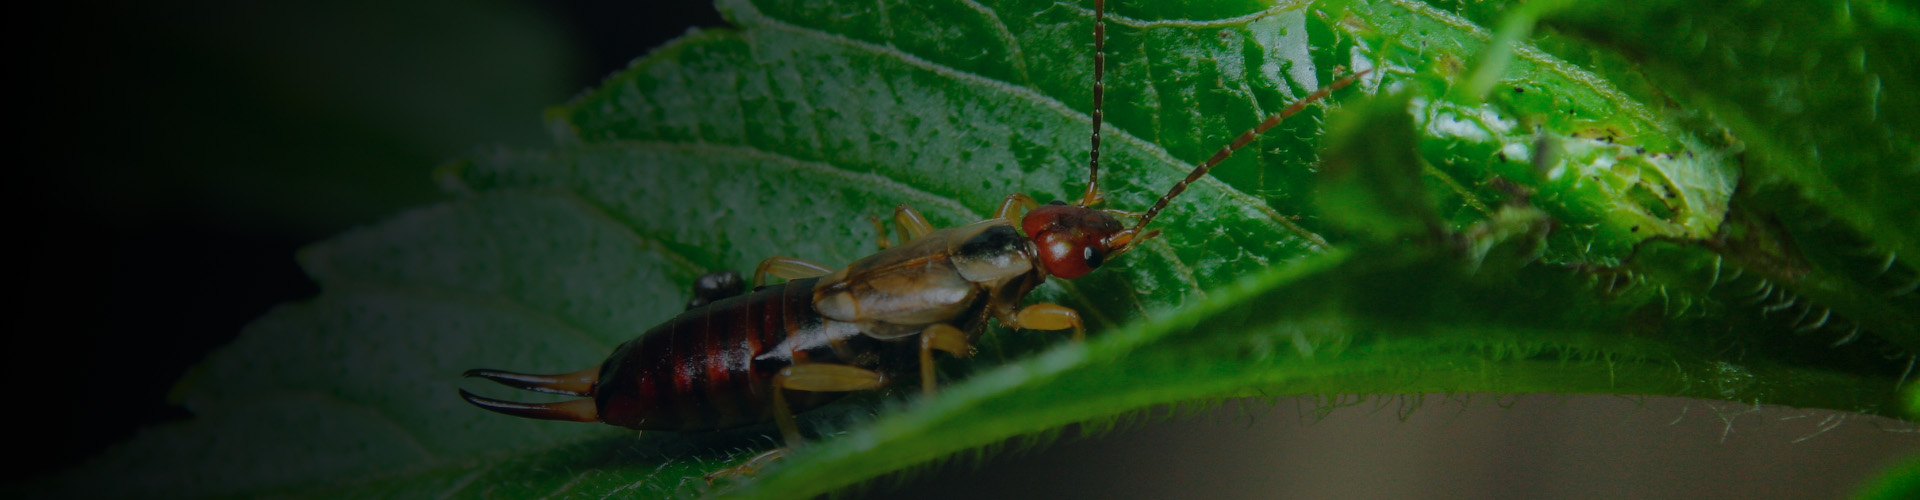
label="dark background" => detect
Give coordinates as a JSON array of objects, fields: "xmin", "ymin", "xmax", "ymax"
[
  {"xmin": 21, "ymin": 0, "xmax": 720, "ymax": 484},
  {"xmin": 17, "ymin": 0, "xmax": 1917, "ymax": 498}
]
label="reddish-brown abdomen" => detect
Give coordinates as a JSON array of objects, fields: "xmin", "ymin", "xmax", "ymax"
[{"xmin": 592, "ymin": 277, "xmax": 896, "ymax": 431}]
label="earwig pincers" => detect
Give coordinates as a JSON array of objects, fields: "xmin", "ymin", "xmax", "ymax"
[{"xmin": 460, "ymin": 0, "xmax": 1369, "ymax": 479}]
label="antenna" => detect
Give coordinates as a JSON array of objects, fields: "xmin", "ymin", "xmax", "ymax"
[
  {"xmin": 1080, "ymin": 0, "xmax": 1109, "ymax": 207},
  {"xmin": 1128, "ymin": 68, "xmax": 1372, "ymax": 232}
]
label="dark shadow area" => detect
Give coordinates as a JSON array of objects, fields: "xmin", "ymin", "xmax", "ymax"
[{"xmin": 16, "ymin": 0, "xmax": 721, "ymax": 483}]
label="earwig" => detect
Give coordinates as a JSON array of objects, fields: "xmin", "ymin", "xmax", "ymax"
[{"xmin": 460, "ymin": 0, "xmax": 1367, "ymax": 478}]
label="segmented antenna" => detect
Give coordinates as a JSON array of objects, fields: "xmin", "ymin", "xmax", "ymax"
[
  {"xmin": 1080, "ymin": 0, "xmax": 1108, "ymax": 207},
  {"xmin": 1130, "ymin": 68, "xmax": 1373, "ymax": 232}
]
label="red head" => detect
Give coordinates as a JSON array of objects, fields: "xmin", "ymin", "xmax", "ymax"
[{"xmin": 1022, "ymin": 201, "xmax": 1127, "ymax": 279}]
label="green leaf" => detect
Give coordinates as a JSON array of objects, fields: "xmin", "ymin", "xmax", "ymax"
[
  {"xmin": 1313, "ymin": 92, "xmax": 1437, "ymax": 242},
  {"xmin": 1538, "ymin": 0, "xmax": 1920, "ymax": 350},
  {"xmin": 1542, "ymin": 0, "xmax": 1920, "ymax": 258},
  {"xmin": 34, "ymin": 0, "xmax": 1915, "ymax": 499}
]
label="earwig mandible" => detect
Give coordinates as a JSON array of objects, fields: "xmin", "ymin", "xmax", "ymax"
[{"xmin": 459, "ymin": 0, "xmax": 1368, "ymax": 477}]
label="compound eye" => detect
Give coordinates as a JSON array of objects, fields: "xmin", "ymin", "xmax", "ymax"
[{"xmin": 1082, "ymin": 246, "xmax": 1105, "ymax": 269}]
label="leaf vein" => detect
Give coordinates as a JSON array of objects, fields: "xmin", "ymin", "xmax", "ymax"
[
  {"xmin": 299, "ymin": 390, "xmax": 442, "ymax": 462},
  {"xmin": 961, "ymin": 0, "xmax": 1034, "ymax": 85},
  {"xmin": 545, "ymin": 187, "xmax": 712, "ymax": 274},
  {"xmin": 743, "ymin": 7, "xmax": 1327, "ymax": 247},
  {"xmin": 434, "ymin": 462, "xmax": 494, "ymax": 500},
  {"xmin": 539, "ymin": 468, "xmax": 599, "ymax": 500},
  {"xmin": 596, "ymin": 140, "xmax": 985, "ymax": 221}
]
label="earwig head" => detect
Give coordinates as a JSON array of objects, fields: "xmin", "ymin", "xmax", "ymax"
[
  {"xmin": 1032, "ymin": 0, "xmax": 1163, "ymax": 281},
  {"xmin": 1022, "ymin": 200, "xmax": 1128, "ymax": 279}
]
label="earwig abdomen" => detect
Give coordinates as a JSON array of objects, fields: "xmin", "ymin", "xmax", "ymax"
[{"xmin": 590, "ymin": 277, "xmax": 917, "ymax": 431}]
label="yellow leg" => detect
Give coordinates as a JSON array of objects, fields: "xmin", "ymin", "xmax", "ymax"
[
  {"xmin": 866, "ymin": 215, "xmax": 894, "ymax": 249},
  {"xmin": 994, "ymin": 193, "xmax": 1038, "ymax": 220},
  {"xmin": 708, "ymin": 363, "xmax": 886, "ymax": 483},
  {"xmin": 868, "ymin": 204, "xmax": 934, "ymax": 249},
  {"xmin": 768, "ymin": 363, "xmax": 884, "ymax": 444},
  {"xmin": 918, "ymin": 324, "xmax": 973, "ymax": 396},
  {"xmin": 893, "ymin": 204, "xmax": 934, "ymax": 242},
  {"xmin": 753, "ymin": 256, "xmax": 834, "ymax": 286},
  {"xmin": 1004, "ymin": 302, "xmax": 1085, "ymax": 341},
  {"xmin": 764, "ymin": 363, "xmax": 883, "ymax": 450},
  {"xmin": 778, "ymin": 363, "xmax": 888, "ymax": 392}
]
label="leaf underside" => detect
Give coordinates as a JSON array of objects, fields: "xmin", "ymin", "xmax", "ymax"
[{"xmin": 36, "ymin": 0, "xmax": 1918, "ymax": 499}]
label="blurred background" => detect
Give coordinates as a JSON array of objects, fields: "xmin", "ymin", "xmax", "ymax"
[
  {"xmin": 873, "ymin": 395, "xmax": 1918, "ymax": 499},
  {"xmin": 17, "ymin": 0, "xmax": 1916, "ymax": 498}
]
